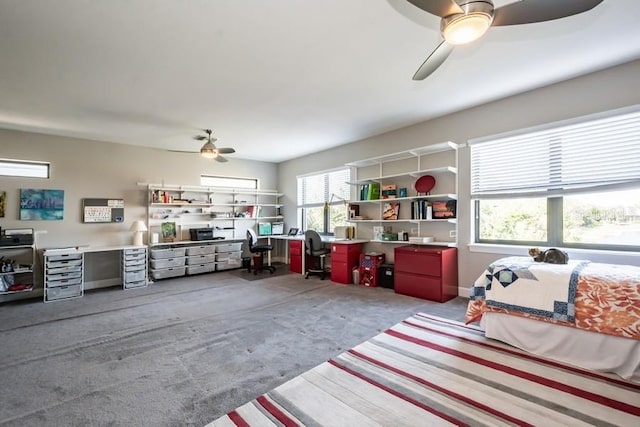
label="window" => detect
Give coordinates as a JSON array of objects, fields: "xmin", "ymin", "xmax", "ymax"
[
  {"xmin": 0, "ymin": 159, "xmax": 49, "ymax": 178},
  {"xmin": 200, "ymin": 175, "xmax": 257, "ymax": 189},
  {"xmin": 297, "ymin": 167, "xmax": 351, "ymax": 234},
  {"xmin": 471, "ymin": 106, "xmax": 640, "ymax": 251}
]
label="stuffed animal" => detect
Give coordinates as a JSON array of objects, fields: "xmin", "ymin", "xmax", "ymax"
[{"xmin": 528, "ymin": 248, "xmax": 569, "ymax": 264}]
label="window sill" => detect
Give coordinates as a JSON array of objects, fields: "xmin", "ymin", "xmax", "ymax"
[{"xmin": 468, "ymin": 243, "xmax": 640, "ymax": 265}]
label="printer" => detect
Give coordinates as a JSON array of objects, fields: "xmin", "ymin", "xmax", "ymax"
[
  {"xmin": 189, "ymin": 228, "xmax": 214, "ymax": 241},
  {"xmin": 0, "ymin": 228, "xmax": 34, "ymax": 246}
]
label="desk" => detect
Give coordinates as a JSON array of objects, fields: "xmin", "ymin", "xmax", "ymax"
[
  {"xmin": 43, "ymin": 245, "xmax": 148, "ymax": 302},
  {"xmin": 268, "ymin": 235, "xmax": 367, "ymax": 278}
]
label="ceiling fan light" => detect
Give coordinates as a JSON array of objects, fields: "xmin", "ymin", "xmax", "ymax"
[
  {"xmin": 442, "ymin": 13, "xmax": 492, "ymax": 45},
  {"xmin": 200, "ymin": 141, "xmax": 217, "ymax": 159}
]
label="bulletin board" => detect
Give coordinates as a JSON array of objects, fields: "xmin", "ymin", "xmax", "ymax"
[{"xmin": 82, "ymin": 198, "xmax": 125, "ymax": 223}]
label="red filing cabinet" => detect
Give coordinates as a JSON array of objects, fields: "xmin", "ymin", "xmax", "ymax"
[
  {"xmin": 394, "ymin": 245, "xmax": 458, "ymax": 302},
  {"xmin": 331, "ymin": 243, "xmax": 363, "ymax": 284},
  {"xmin": 289, "ymin": 240, "xmax": 303, "ymax": 274}
]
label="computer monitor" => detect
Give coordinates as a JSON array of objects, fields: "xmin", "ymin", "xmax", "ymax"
[
  {"xmin": 271, "ymin": 222, "xmax": 284, "ymax": 235},
  {"xmin": 257, "ymin": 222, "xmax": 272, "ymax": 236}
]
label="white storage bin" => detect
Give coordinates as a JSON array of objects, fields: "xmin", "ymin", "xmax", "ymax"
[
  {"xmin": 215, "ymin": 242, "xmax": 242, "ymax": 253},
  {"xmin": 124, "ymin": 280, "xmax": 147, "ymax": 289},
  {"xmin": 215, "ymin": 251, "xmax": 242, "ymax": 262},
  {"xmin": 125, "ymin": 258, "xmax": 146, "ymax": 268},
  {"xmin": 46, "ymin": 258, "xmax": 82, "ymax": 269},
  {"xmin": 150, "ymin": 257, "xmax": 186, "ymax": 269},
  {"xmin": 151, "ymin": 266, "xmax": 186, "ymax": 280},
  {"xmin": 186, "ymin": 263, "xmax": 216, "ymax": 275},
  {"xmin": 150, "ymin": 247, "xmax": 187, "ymax": 259},
  {"xmin": 216, "ymin": 258, "xmax": 242, "ymax": 271},
  {"xmin": 48, "ymin": 270, "xmax": 83, "ymax": 281},
  {"xmin": 46, "ymin": 253, "xmax": 82, "ymax": 263},
  {"xmin": 46, "ymin": 277, "xmax": 83, "ymax": 288},
  {"xmin": 46, "ymin": 284, "xmax": 82, "ymax": 301},
  {"xmin": 124, "ymin": 247, "xmax": 146, "ymax": 256},
  {"xmin": 124, "ymin": 252, "xmax": 146, "ymax": 262},
  {"xmin": 124, "ymin": 269, "xmax": 146, "ymax": 283},
  {"xmin": 186, "ymin": 245, "xmax": 217, "ymax": 256},
  {"xmin": 47, "ymin": 264, "xmax": 82, "ymax": 275},
  {"xmin": 187, "ymin": 254, "xmax": 216, "ymax": 265}
]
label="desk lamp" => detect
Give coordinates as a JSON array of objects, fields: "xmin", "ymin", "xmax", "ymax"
[{"xmin": 130, "ymin": 220, "xmax": 148, "ymax": 246}]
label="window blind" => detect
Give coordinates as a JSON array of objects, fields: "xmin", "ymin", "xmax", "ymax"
[
  {"xmin": 0, "ymin": 159, "xmax": 49, "ymax": 178},
  {"xmin": 470, "ymin": 107, "xmax": 640, "ymax": 199},
  {"xmin": 297, "ymin": 168, "xmax": 351, "ymax": 207}
]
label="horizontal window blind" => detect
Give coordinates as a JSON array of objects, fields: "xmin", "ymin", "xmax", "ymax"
[
  {"xmin": 470, "ymin": 107, "xmax": 640, "ymax": 198},
  {"xmin": 0, "ymin": 159, "xmax": 49, "ymax": 178},
  {"xmin": 297, "ymin": 168, "xmax": 350, "ymax": 207}
]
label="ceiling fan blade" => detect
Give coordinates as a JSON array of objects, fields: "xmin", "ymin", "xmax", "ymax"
[
  {"xmin": 412, "ymin": 40, "xmax": 454, "ymax": 81},
  {"xmin": 214, "ymin": 155, "xmax": 228, "ymax": 163},
  {"xmin": 406, "ymin": 0, "xmax": 463, "ymax": 18},
  {"xmin": 492, "ymin": 0, "xmax": 604, "ymax": 26},
  {"xmin": 194, "ymin": 135, "xmax": 207, "ymax": 141},
  {"xmin": 168, "ymin": 150, "xmax": 198, "ymax": 154},
  {"xmin": 216, "ymin": 147, "xmax": 235, "ymax": 154}
]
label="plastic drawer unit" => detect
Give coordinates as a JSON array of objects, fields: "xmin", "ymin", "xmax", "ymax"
[
  {"xmin": 150, "ymin": 246, "xmax": 187, "ymax": 280},
  {"xmin": 394, "ymin": 245, "xmax": 458, "ymax": 302},
  {"xmin": 186, "ymin": 244, "xmax": 217, "ymax": 275},
  {"xmin": 122, "ymin": 247, "xmax": 147, "ymax": 289},
  {"xmin": 43, "ymin": 249, "xmax": 84, "ymax": 302},
  {"xmin": 215, "ymin": 242, "xmax": 243, "ymax": 271}
]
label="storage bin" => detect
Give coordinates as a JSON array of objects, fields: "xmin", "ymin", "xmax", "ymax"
[
  {"xmin": 215, "ymin": 242, "xmax": 242, "ymax": 253},
  {"xmin": 124, "ymin": 280, "xmax": 147, "ymax": 289},
  {"xmin": 216, "ymin": 258, "xmax": 242, "ymax": 271},
  {"xmin": 187, "ymin": 254, "xmax": 216, "ymax": 265},
  {"xmin": 124, "ymin": 258, "xmax": 146, "ymax": 268},
  {"xmin": 46, "ymin": 284, "xmax": 82, "ymax": 301},
  {"xmin": 150, "ymin": 247, "xmax": 186, "ymax": 259},
  {"xmin": 150, "ymin": 257, "xmax": 186, "ymax": 269},
  {"xmin": 47, "ymin": 264, "xmax": 82, "ymax": 275},
  {"xmin": 45, "ymin": 277, "xmax": 82, "ymax": 288},
  {"xmin": 46, "ymin": 253, "xmax": 82, "ymax": 263},
  {"xmin": 47, "ymin": 270, "xmax": 83, "ymax": 282},
  {"xmin": 186, "ymin": 245, "xmax": 217, "ymax": 256},
  {"xmin": 124, "ymin": 269, "xmax": 146, "ymax": 283},
  {"xmin": 186, "ymin": 263, "xmax": 216, "ymax": 275},
  {"xmin": 124, "ymin": 247, "xmax": 146, "ymax": 256},
  {"xmin": 151, "ymin": 266, "xmax": 186, "ymax": 280},
  {"xmin": 46, "ymin": 258, "xmax": 82, "ymax": 269}
]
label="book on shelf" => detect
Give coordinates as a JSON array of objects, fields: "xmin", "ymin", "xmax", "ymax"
[
  {"xmin": 367, "ymin": 182, "xmax": 380, "ymax": 200},
  {"xmin": 432, "ymin": 200, "xmax": 456, "ymax": 219},
  {"xmin": 382, "ymin": 202, "xmax": 400, "ymax": 220},
  {"xmin": 381, "ymin": 184, "xmax": 397, "ymax": 199}
]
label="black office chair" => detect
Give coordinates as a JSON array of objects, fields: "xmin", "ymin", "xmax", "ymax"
[
  {"xmin": 304, "ymin": 230, "xmax": 330, "ymax": 280},
  {"xmin": 246, "ymin": 229, "xmax": 275, "ymax": 275}
]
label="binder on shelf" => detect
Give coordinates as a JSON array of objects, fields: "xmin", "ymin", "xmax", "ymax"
[{"xmin": 366, "ymin": 182, "xmax": 380, "ymax": 200}]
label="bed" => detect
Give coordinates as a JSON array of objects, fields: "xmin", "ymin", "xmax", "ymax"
[{"xmin": 465, "ymin": 256, "xmax": 640, "ymax": 383}]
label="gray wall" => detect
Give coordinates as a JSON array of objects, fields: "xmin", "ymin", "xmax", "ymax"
[
  {"xmin": 278, "ymin": 59, "xmax": 640, "ymax": 291},
  {"xmin": 0, "ymin": 130, "xmax": 277, "ymax": 300}
]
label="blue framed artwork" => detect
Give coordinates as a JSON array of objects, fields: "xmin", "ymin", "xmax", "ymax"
[{"xmin": 20, "ymin": 189, "xmax": 64, "ymax": 220}]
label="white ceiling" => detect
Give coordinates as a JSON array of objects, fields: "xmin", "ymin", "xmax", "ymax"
[{"xmin": 1, "ymin": 0, "xmax": 639, "ymax": 163}]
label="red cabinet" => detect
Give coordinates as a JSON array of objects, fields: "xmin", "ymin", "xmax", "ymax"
[
  {"xmin": 289, "ymin": 239, "xmax": 303, "ymax": 273},
  {"xmin": 394, "ymin": 245, "xmax": 458, "ymax": 302},
  {"xmin": 331, "ymin": 243, "xmax": 363, "ymax": 284}
]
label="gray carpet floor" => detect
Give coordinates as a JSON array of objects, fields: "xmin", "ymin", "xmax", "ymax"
[{"xmin": 0, "ymin": 269, "xmax": 469, "ymax": 427}]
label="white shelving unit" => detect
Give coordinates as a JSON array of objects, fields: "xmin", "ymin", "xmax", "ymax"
[
  {"xmin": 142, "ymin": 184, "xmax": 283, "ymax": 244},
  {"xmin": 345, "ymin": 142, "xmax": 458, "ymax": 247},
  {"xmin": 0, "ymin": 244, "xmax": 36, "ymax": 296}
]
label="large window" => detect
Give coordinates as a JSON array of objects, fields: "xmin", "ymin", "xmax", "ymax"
[
  {"xmin": 471, "ymin": 106, "xmax": 640, "ymax": 251},
  {"xmin": 297, "ymin": 167, "xmax": 351, "ymax": 234}
]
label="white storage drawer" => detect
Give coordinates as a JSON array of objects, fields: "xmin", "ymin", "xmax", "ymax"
[
  {"xmin": 216, "ymin": 258, "xmax": 242, "ymax": 271},
  {"xmin": 124, "ymin": 280, "xmax": 147, "ymax": 289},
  {"xmin": 151, "ymin": 266, "xmax": 186, "ymax": 280},
  {"xmin": 47, "ymin": 264, "xmax": 82, "ymax": 274},
  {"xmin": 187, "ymin": 254, "xmax": 216, "ymax": 265},
  {"xmin": 46, "ymin": 258, "xmax": 82, "ymax": 269},
  {"xmin": 215, "ymin": 251, "xmax": 242, "ymax": 261},
  {"xmin": 186, "ymin": 245, "xmax": 217, "ymax": 256},
  {"xmin": 150, "ymin": 257, "xmax": 186, "ymax": 269},
  {"xmin": 215, "ymin": 242, "xmax": 242, "ymax": 253},
  {"xmin": 186, "ymin": 263, "xmax": 216, "ymax": 275},
  {"xmin": 124, "ymin": 252, "xmax": 146, "ymax": 262},
  {"xmin": 150, "ymin": 247, "xmax": 186, "ymax": 259},
  {"xmin": 48, "ymin": 270, "xmax": 82, "ymax": 281},
  {"xmin": 46, "ymin": 253, "xmax": 83, "ymax": 263},
  {"xmin": 124, "ymin": 247, "xmax": 146, "ymax": 256},
  {"xmin": 46, "ymin": 276, "xmax": 82, "ymax": 288},
  {"xmin": 125, "ymin": 258, "xmax": 146, "ymax": 268},
  {"xmin": 124, "ymin": 269, "xmax": 146, "ymax": 283},
  {"xmin": 46, "ymin": 284, "xmax": 82, "ymax": 301}
]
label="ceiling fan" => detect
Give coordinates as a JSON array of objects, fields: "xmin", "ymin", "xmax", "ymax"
[
  {"xmin": 175, "ymin": 129, "xmax": 236, "ymax": 162},
  {"xmin": 407, "ymin": 0, "xmax": 604, "ymax": 80}
]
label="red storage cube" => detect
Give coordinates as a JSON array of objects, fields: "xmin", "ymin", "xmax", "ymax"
[{"xmin": 358, "ymin": 253, "xmax": 386, "ymax": 287}]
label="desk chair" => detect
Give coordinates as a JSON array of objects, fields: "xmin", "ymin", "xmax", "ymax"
[
  {"xmin": 304, "ymin": 230, "xmax": 330, "ymax": 280},
  {"xmin": 246, "ymin": 229, "xmax": 276, "ymax": 275}
]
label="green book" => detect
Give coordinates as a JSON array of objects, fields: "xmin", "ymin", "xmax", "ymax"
[{"xmin": 367, "ymin": 182, "xmax": 380, "ymax": 200}]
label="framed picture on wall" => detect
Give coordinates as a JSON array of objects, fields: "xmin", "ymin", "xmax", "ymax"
[
  {"xmin": 19, "ymin": 189, "xmax": 64, "ymax": 220},
  {"xmin": 161, "ymin": 222, "xmax": 177, "ymax": 242}
]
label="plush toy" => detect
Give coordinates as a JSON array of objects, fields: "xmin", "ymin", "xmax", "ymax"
[{"xmin": 528, "ymin": 248, "xmax": 569, "ymax": 264}]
